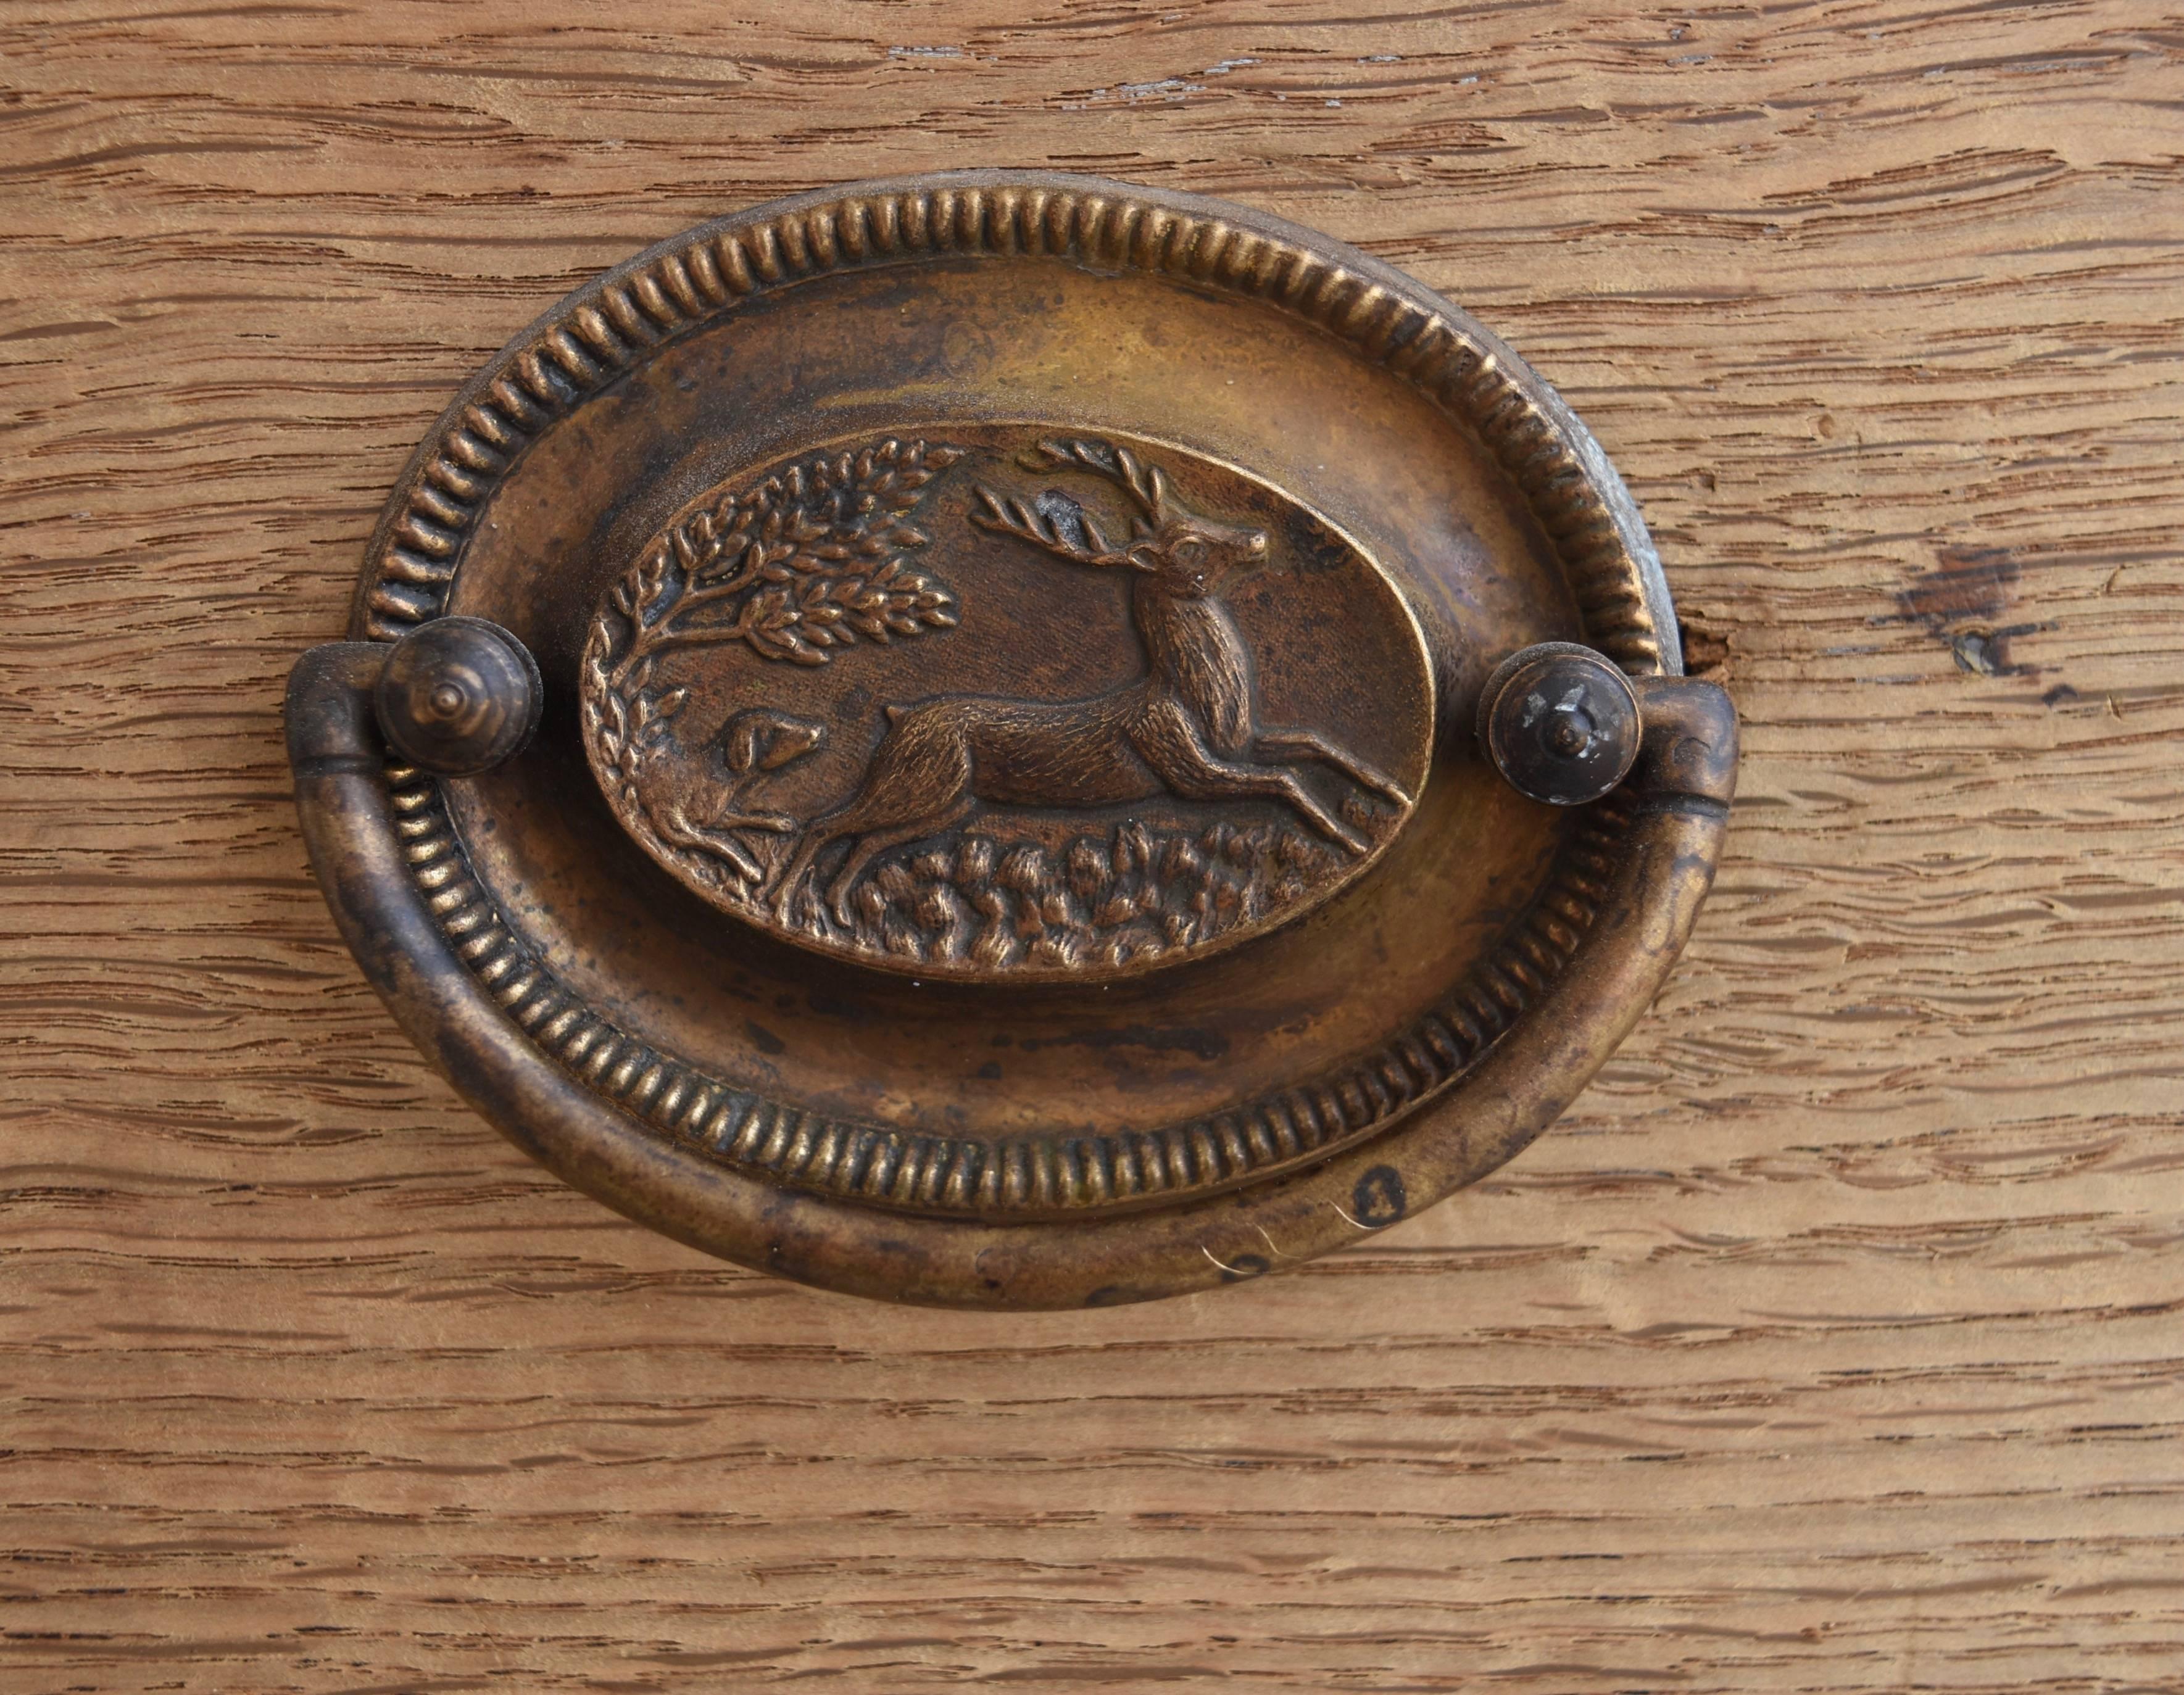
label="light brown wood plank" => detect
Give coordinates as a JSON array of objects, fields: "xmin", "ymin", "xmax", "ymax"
[{"xmin": 4, "ymin": 0, "xmax": 2182, "ymax": 1689}]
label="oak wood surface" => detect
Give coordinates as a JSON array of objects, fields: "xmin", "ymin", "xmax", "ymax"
[{"xmin": 4, "ymin": 2, "xmax": 2182, "ymax": 1689}]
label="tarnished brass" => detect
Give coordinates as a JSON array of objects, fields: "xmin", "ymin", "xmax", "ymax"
[
  {"xmin": 286, "ymin": 170, "xmax": 1737, "ymax": 1308},
  {"xmin": 374, "ymin": 616, "xmax": 541, "ymax": 776},
  {"xmin": 581, "ymin": 428, "xmax": 1428, "ymax": 979},
  {"xmin": 1478, "ymin": 642, "xmax": 1643, "ymax": 806}
]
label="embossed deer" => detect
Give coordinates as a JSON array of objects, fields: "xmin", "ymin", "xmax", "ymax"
[{"xmin": 773, "ymin": 439, "xmax": 1411, "ymax": 926}]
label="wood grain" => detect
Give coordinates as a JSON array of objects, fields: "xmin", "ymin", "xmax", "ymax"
[{"xmin": 4, "ymin": 1, "xmax": 2181, "ymax": 1689}]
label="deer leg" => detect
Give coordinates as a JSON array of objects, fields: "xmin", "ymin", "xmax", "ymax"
[
  {"xmin": 771, "ymin": 829, "xmax": 836, "ymax": 924},
  {"xmin": 1252, "ymin": 728, "xmax": 1412, "ymax": 808},
  {"xmin": 775, "ymin": 721, "xmax": 977, "ymax": 925},
  {"xmin": 1134, "ymin": 706, "xmax": 1370, "ymax": 854},
  {"xmin": 826, "ymin": 802, "xmax": 972, "ymax": 927}
]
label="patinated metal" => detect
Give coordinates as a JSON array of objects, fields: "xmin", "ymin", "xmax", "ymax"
[
  {"xmin": 286, "ymin": 170, "xmax": 1738, "ymax": 1307},
  {"xmin": 374, "ymin": 615, "xmax": 541, "ymax": 776},
  {"xmin": 581, "ymin": 428, "xmax": 1429, "ymax": 979},
  {"xmin": 1477, "ymin": 642, "xmax": 1643, "ymax": 807}
]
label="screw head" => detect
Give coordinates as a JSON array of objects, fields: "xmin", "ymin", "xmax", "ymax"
[
  {"xmin": 373, "ymin": 616, "xmax": 542, "ymax": 776},
  {"xmin": 1477, "ymin": 642, "xmax": 1642, "ymax": 806}
]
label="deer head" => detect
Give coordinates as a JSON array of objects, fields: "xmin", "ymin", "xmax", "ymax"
[{"xmin": 971, "ymin": 438, "xmax": 1269, "ymax": 598}]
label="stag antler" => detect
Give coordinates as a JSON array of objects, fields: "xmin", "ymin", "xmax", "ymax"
[
  {"xmin": 1031, "ymin": 437, "xmax": 1173, "ymax": 524},
  {"xmin": 968, "ymin": 484, "xmax": 1127, "ymax": 565}
]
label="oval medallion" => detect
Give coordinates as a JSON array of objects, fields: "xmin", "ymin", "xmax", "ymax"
[{"xmin": 579, "ymin": 424, "xmax": 1433, "ymax": 980}]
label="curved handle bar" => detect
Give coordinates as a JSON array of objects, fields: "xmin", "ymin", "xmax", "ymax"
[{"xmin": 288, "ymin": 630, "xmax": 1735, "ymax": 1309}]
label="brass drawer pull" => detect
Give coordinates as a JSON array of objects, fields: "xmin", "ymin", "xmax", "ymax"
[{"xmin": 287, "ymin": 171, "xmax": 1736, "ymax": 1307}]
